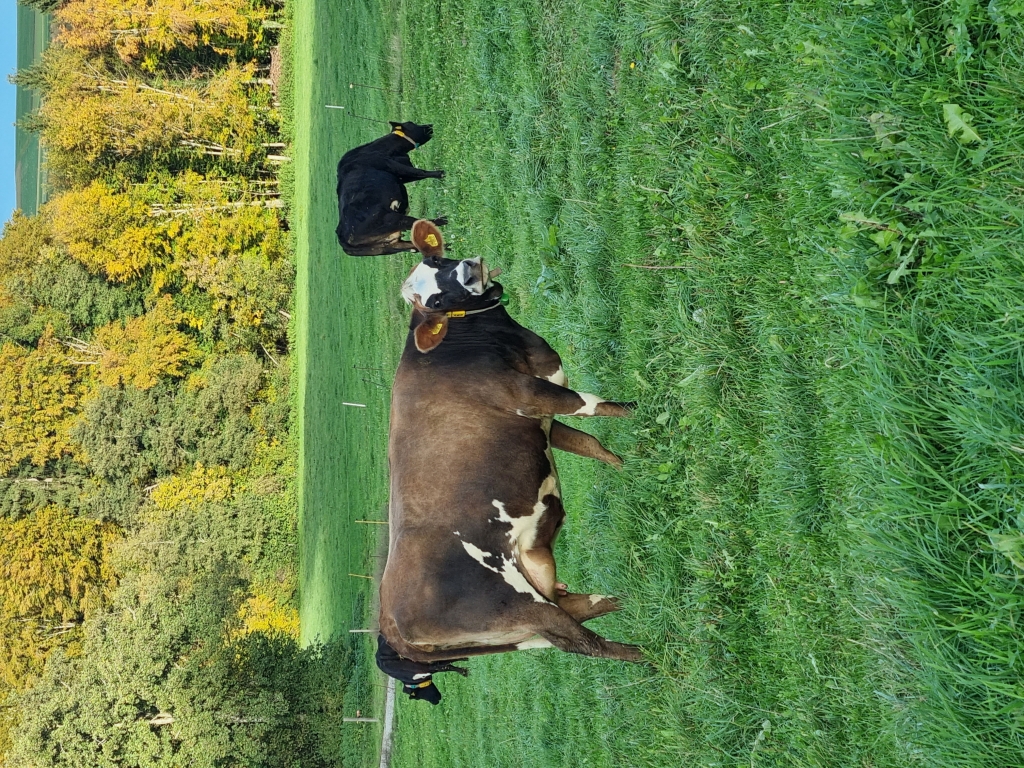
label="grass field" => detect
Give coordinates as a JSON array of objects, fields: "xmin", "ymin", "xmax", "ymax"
[
  {"xmin": 293, "ymin": 0, "xmax": 1024, "ymax": 766},
  {"xmin": 291, "ymin": 0, "xmax": 407, "ymax": 759}
]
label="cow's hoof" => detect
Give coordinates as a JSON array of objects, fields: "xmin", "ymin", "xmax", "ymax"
[
  {"xmin": 434, "ymin": 170, "xmax": 446, "ymax": 180},
  {"xmin": 596, "ymin": 401, "xmax": 635, "ymax": 417},
  {"xmin": 617, "ymin": 644, "xmax": 644, "ymax": 663}
]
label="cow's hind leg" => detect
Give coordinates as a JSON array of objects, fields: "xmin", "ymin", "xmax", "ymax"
[
  {"xmin": 530, "ymin": 604, "xmax": 642, "ymax": 662},
  {"xmin": 550, "ymin": 421, "xmax": 622, "ymax": 469},
  {"xmin": 556, "ymin": 593, "xmax": 623, "ymax": 624}
]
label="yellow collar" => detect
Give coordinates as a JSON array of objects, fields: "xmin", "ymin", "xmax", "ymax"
[
  {"xmin": 392, "ymin": 129, "xmax": 418, "ymax": 147},
  {"xmin": 445, "ymin": 298, "xmax": 504, "ymax": 319}
]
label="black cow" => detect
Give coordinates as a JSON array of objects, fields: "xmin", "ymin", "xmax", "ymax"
[
  {"xmin": 378, "ymin": 221, "xmax": 642, "ymax": 667},
  {"xmin": 335, "ymin": 121, "xmax": 447, "ymax": 256},
  {"xmin": 374, "ymin": 634, "xmax": 468, "ymax": 705}
]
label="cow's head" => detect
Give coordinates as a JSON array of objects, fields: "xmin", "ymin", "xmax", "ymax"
[
  {"xmin": 402, "ymin": 220, "xmax": 503, "ymax": 353},
  {"xmin": 403, "ymin": 679, "xmax": 443, "ymax": 704},
  {"xmin": 389, "ymin": 121, "xmax": 433, "ymax": 147}
]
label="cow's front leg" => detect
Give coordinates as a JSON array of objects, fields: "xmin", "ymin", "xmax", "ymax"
[
  {"xmin": 504, "ymin": 374, "xmax": 633, "ymax": 418},
  {"xmin": 384, "ymin": 159, "xmax": 445, "ymax": 182},
  {"xmin": 550, "ymin": 421, "xmax": 623, "ymax": 468},
  {"xmin": 556, "ymin": 593, "xmax": 623, "ymax": 624}
]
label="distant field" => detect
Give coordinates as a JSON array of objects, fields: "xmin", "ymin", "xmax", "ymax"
[
  {"xmin": 293, "ymin": 1, "xmax": 1024, "ymax": 766},
  {"xmin": 15, "ymin": 5, "xmax": 48, "ymax": 214}
]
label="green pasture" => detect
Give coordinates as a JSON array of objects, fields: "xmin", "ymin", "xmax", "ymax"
[{"xmin": 293, "ymin": 0, "xmax": 1024, "ymax": 765}]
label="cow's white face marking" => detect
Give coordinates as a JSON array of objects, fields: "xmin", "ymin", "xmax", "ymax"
[
  {"xmin": 390, "ymin": 199, "xmax": 400, "ymax": 211},
  {"xmin": 573, "ymin": 393, "xmax": 604, "ymax": 416},
  {"xmin": 402, "ymin": 263, "xmax": 441, "ymax": 306},
  {"xmin": 545, "ymin": 366, "xmax": 566, "ymax": 387},
  {"xmin": 516, "ymin": 637, "xmax": 554, "ymax": 650},
  {"xmin": 589, "ymin": 594, "xmax": 609, "ymax": 606},
  {"xmin": 458, "ymin": 538, "xmax": 549, "ymax": 603},
  {"xmin": 456, "ymin": 259, "xmax": 488, "ymax": 294},
  {"xmin": 401, "ymin": 257, "xmax": 494, "ymax": 308}
]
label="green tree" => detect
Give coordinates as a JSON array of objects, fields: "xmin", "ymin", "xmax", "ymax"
[
  {"xmin": 69, "ymin": 354, "xmax": 270, "ymax": 524},
  {"xmin": 9, "ymin": 500, "xmax": 346, "ymax": 768},
  {"xmin": 0, "ymin": 209, "xmax": 146, "ymax": 345}
]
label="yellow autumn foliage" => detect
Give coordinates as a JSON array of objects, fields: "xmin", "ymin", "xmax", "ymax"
[
  {"xmin": 36, "ymin": 48, "xmax": 265, "ymax": 165},
  {"xmin": 234, "ymin": 591, "xmax": 300, "ymax": 640},
  {"xmin": 0, "ymin": 210, "xmax": 51, "ymax": 278},
  {"xmin": 150, "ymin": 462, "xmax": 233, "ymax": 511},
  {"xmin": 0, "ymin": 330, "xmax": 85, "ymax": 475},
  {"xmin": 46, "ymin": 181, "xmax": 165, "ymax": 282},
  {"xmin": 174, "ymin": 203, "xmax": 287, "ymax": 326},
  {"xmin": 0, "ymin": 506, "xmax": 120, "ymax": 689},
  {"xmin": 92, "ymin": 295, "xmax": 201, "ymax": 389},
  {"xmin": 56, "ymin": 0, "xmax": 266, "ymax": 64}
]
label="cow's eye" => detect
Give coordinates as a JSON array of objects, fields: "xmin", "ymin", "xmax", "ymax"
[{"xmin": 430, "ymin": 297, "xmax": 441, "ymax": 308}]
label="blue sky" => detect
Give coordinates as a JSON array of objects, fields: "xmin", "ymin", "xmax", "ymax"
[{"xmin": 2, "ymin": 0, "xmax": 17, "ymax": 227}]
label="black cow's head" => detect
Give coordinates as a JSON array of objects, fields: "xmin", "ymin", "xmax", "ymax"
[
  {"xmin": 403, "ymin": 680, "xmax": 443, "ymax": 704},
  {"xmin": 389, "ymin": 121, "xmax": 433, "ymax": 147},
  {"xmin": 402, "ymin": 220, "xmax": 503, "ymax": 353}
]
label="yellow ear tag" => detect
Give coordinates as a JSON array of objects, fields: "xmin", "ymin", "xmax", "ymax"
[
  {"xmin": 425, "ymin": 234, "xmax": 439, "ymax": 247},
  {"xmin": 431, "ymin": 322, "xmax": 444, "ymax": 335}
]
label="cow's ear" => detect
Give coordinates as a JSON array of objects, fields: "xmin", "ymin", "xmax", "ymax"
[
  {"xmin": 411, "ymin": 219, "xmax": 444, "ymax": 258},
  {"xmin": 412, "ymin": 309, "xmax": 448, "ymax": 353},
  {"xmin": 389, "ymin": 121, "xmax": 401, "ymax": 130}
]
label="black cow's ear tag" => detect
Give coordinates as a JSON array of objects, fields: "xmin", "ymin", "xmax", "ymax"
[{"xmin": 413, "ymin": 312, "xmax": 448, "ymax": 353}]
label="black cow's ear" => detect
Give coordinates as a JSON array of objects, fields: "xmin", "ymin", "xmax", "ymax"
[
  {"xmin": 412, "ymin": 309, "xmax": 448, "ymax": 353},
  {"xmin": 389, "ymin": 121, "xmax": 401, "ymax": 130},
  {"xmin": 411, "ymin": 219, "xmax": 444, "ymax": 258}
]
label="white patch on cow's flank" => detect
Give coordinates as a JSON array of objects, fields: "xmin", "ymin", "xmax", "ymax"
[
  {"xmin": 458, "ymin": 538, "xmax": 549, "ymax": 604},
  {"xmin": 516, "ymin": 637, "xmax": 554, "ymax": 651},
  {"xmin": 573, "ymin": 393, "xmax": 604, "ymax": 416},
  {"xmin": 390, "ymin": 199, "xmax": 400, "ymax": 211},
  {"xmin": 401, "ymin": 263, "xmax": 441, "ymax": 306},
  {"xmin": 589, "ymin": 594, "xmax": 609, "ymax": 606},
  {"xmin": 545, "ymin": 366, "xmax": 566, "ymax": 387},
  {"xmin": 491, "ymin": 471, "xmax": 558, "ymax": 557}
]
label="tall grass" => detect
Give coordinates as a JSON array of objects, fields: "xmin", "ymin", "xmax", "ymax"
[{"xmin": 293, "ymin": 0, "xmax": 1024, "ymax": 765}]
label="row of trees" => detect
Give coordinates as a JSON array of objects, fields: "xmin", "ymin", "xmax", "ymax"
[{"xmin": 1, "ymin": 1, "xmax": 352, "ymax": 764}]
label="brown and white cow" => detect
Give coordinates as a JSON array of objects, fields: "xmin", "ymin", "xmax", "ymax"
[{"xmin": 378, "ymin": 220, "xmax": 642, "ymax": 667}]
